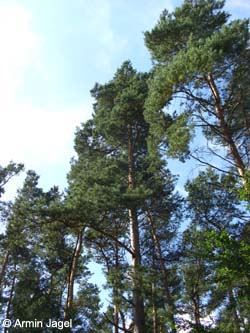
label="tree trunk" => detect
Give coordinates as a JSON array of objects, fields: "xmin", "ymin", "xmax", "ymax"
[
  {"xmin": 114, "ymin": 222, "xmax": 119, "ymax": 333},
  {"xmin": 0, "ymin": 251, "xmax": 10, "ymax": 288},
  {"xmin": 192, "ymin": 295, "xmax": 201, "ymax": 329},
  {"xmin": 4, "ymin": 271, "xmax": 16, "ymax": 333},
  {"xmin": 228, "ymin": 288, "xmax": 241, "ymax": 332},
  {"xmin": 151, "ymin": 241, "xmax": 159, "ymax": 333},
  {"xmin": 128, "ymin": 125, "xmax": 146, "ymax": 333},
  {"xmin": 147, "ymin": 210, "xmax": 177, "ymax": 333},
  {"xmin": 129, "ymin": 208, "xmax": 145, "ymax": 333},
  {"xmin": 152, "ymin": 283, "xmax": 159, "ymax": 333},
  {"xmin": 207, "ymin": 73, "xmax": 246, "ymax": 181},
  {"xmin": 64, "ymin": 228, "xmax": 84, "ymax": 320},
  {"xmin": 190, "ymin": 258, "xmax": 203, "ymax": 330},
  {"xmin": 120, "ymin": 310, "xmax": 127, "ymax": 332}
]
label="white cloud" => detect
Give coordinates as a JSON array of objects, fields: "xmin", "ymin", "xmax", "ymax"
[
  {"xmin": 0, "ymin": 3, "xmax": 39, "ymax": 106},
  {"xmin": 0, "ymin": 3, "xmax": 92, "ymax": 199},
  {"xmin": 0, "ymin": 101, "xmax": 92, "ymax": 201},
  {"xmin": 0, "ymin": 103, "xmax": 91, "ymax": 168}
]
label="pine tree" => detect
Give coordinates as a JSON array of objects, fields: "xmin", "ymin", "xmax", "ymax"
[
  {"xmin": 145, "ymin": 0, "xmax": 250, "ymax": 184},
  {"xmin": 1, "ymin": 171, "xmax": 70, "ymax": 329},
  {"xmin": 184, "ymin": 169, "xmax": 250, "ymax": 331},
  {"xmin": 68, "ymin": 61, "xmax": 150, "ymax": 333}
]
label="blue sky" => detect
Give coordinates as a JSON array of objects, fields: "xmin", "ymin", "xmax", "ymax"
[{"xmin": 0, "ymin": 0, "xmax": 249, "ymax": 200}]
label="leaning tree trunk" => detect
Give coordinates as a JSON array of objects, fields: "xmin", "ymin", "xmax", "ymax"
[
  {"xmin": 64, "ymin": 228, "xmax": 84, "ymax": 320},
  {"xmin": 151, "ymin": 247, "xmax": 159, "ymax": 333},
  {"xmin": 207, "ymin": 73, "xmax": 246, "ymax": 182},
  {"xmin": 128, "ymin": 125, "xmax": 146, "ymax": 333}
]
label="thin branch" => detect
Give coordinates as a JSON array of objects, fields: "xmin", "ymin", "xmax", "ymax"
[
  {"xmin": 103, "ymin": 312, "xmax": 132, "ymax": 333},
  {"xmin": 189, "ymin": 153, "xmax": 240, "ymax": 178}
]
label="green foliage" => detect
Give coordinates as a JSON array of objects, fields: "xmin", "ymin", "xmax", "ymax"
[
  {"xmin": 184, "ymin": 168, "xmax": 250, "ymax": 330},
  {"xmin": 204, "ymin": 230, "xmax": 250, "ymax": 284},
  {"xmin": 145, "ymin": 0, "xmax": 228, "ymax": 63},
  {"xmin": 0, "ymin": 162, "xmax": 24, "ymax": 198},
  {"xmin": 166, "ymin": 113, "xmax": 194, "ymax": 161},
  {"xmin": 91, "ymin": 61, "xmax": 149, "ymax": 148},
  {"xmin": 145, "ymin": 0, "xmax": 250, "ymax": 174}
]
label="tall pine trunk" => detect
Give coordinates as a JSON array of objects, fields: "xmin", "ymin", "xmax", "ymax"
[
  {"xmin": 113, "ymin": 221, "xmax": 119, "ymax": 333},
  {"xmin": 128, "ymin": 125, "xmax": 146, "ymax": 333}
]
